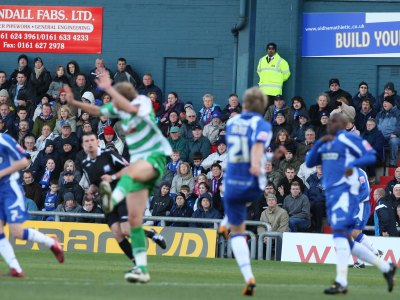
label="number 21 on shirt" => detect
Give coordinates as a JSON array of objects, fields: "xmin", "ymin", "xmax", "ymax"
[{"xmin": 228, "ymin": 135, "xmax": 250, "ymax": 163}]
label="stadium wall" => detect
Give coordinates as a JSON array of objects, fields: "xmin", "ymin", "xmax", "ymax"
[{"xmin": 1, "ymin": 0, "xmax": 400, "ymax": 107}]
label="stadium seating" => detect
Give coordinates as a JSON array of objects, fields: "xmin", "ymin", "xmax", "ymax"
[{"xmin": 379, "ymin": 176, "xmax": 392, "ymax": 185}]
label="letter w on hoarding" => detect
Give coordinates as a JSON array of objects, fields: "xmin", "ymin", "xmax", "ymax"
[{"xmin": 296, "ymin": 245, "xmax": 332, "ymax": 263}]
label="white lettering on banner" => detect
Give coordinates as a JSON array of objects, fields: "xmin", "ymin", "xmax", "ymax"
[
  {"xmin": 0, "ymin": 22, "xmax": 93, "ymax": 32},
  {"xmin": 281, "ymin": 232, "xmax": 400, "ymax": 265},
  {"xmin": 336, "ymin": 32, "xmax": 370, "ymax": 48}
]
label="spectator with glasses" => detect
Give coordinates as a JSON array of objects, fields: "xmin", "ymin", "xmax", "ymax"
[{"xmin": 180, "ymin": 108, "xmax": 202, "ymax": 140}]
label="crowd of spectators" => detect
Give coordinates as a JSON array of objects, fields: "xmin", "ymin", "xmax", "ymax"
[{"xmin": 0, "ymin": 54, "xmax": 399, "ymax": 235}]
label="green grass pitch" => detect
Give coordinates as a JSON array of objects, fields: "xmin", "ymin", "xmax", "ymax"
[{"xmin": 0, "ymin": 249, "xmax": 397, "ymax": 300}]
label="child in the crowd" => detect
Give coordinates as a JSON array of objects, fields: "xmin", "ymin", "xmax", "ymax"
[
  {"xmin": 191, "ymin": 151, "xmax": 205, "ymax": 178},
  {"xmin": 166, "ymin": 149, "xmax": 182, "ymax": 175},
  {"xmin": 180, "ymin": 184, "xmax": 197, "ymax": 210},
  {"xmin": 42, "ymin": 180, "xmax": 58, "ymax": 221}
]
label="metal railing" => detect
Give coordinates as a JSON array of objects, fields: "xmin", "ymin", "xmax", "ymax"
[
  {"xmin": 28, "ymin": 211, "xmax": 272, "ymax": 231},
  {"xmin": 257, "ymin": 232, "xmax": 283, "ymax": 260}
]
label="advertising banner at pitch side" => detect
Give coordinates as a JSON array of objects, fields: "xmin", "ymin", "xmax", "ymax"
[
  {"xmin": 5, "ymin": 221, "xmax": 217, "ymax": 258},
  {"xmin": 302, "ymin": 12, "xmax": 400, "ymax": 57},
  {"xmin": 281, "ymin": 232, "xmax": 400, "ymax": 265},
  {"xmin": 0, "ymin": 5, "xmax": 102, "ymax": 53}
]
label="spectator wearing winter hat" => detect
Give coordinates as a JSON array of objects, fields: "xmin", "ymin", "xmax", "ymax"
[
  {"xmin": 9, "ymin": 54, "xmax": 32, "ymax": 85},
  {"xmin": 0, "ymin": 88, "xmax": 10, "ymax": 104},
  {"xmin": 53, "ymin": 120, "xmax": 79, "ymax": 154},
  {"xmin": 47, "ymin": 65, "xmax": 70, "ymax": 101},
  {"xmin": 272, "ymin": 110, "xmax": 293, "ymax": 139},
  {"xmin": 55, "ymin": 191, "xmax": 83, "ymax": 222},
  {"xmin": 202, "ymin": 138, "xmax": 227, "ymax": 171},
  {"xmin": 98, "ymin": 125, "xmax": 125, "ymax": 155},
  {"xmin": 57, "ymin": 170, "xmax": 84, "ymax": 206},
  {"xmin": 29, "ymin": 57, "xmax": 52, "ymax": 102},
  {"xmin": 315, "ymin": 111, "xmax": 329, "ymax": 139},
  {"xmin": 377, "ymin": 81, "xmax": 400, "ymax": 109},
  {"xmin": 81, "ymin": 91, "xmax": 95, "ymax": 105},
  {"xmin": 202, "ymin": 110, "xmax": 225, "ymax": 145},
  {"xmin": 325, "ymin": 78, "xmax": 352, "ymax": 109},
  {"xmin": 376, "ymin": 95, "xmax": 400, "ymax": 167},
  {"xmin": 352, "ymin": 81, "xmax": 379, "ymax": 111},
  {"xmin": 291, "ymin": 110, "xmax": 313, "ymax": 143},
  {"xmin": 187, "ymin": 124, "xmax": 211, "ymax": 164},
  {"xmin": 167, "ymin": 126, "xmax": 189, "ymax": 162}
]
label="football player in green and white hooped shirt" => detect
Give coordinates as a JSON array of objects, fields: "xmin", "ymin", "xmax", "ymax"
[{"xmin": 64, "ymin": 71, "xmax": 172, "ymax": 284}]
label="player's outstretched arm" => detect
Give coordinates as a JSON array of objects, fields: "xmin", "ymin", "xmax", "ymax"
[
  {"xmin": 95, "ymin": 69, "xmax": 139, "ymax": 115},
  {"xmin": 249, "ymin": 142, "xmax": 264, "ymax": 176},
  {"xmin": 0, "ymin": 157, "xmax": 29, "ymax": 179},
  {"xmin": 63, "ymin": 85, "xmax": 101, "ymax": 117}
]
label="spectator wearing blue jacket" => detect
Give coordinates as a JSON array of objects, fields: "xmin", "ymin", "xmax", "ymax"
[
  {"xmin": 306, "ymin": 165, "xmax": 325, "ymax": 233},
  {"xmin": 375, "ymin": 95, "xmax": 400, "ymax": 167}
]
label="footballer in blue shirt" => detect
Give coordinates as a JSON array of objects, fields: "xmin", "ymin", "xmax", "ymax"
[
  {"xmin": 0, "ymin": 133, "xmax": 64, "ymax": 277},
  {"xmin": 306, "ymin": 114, "xmax": 396, "ymax": 294},
  {"xmin": 221, "ymin": 87, "xmax": 273, "ymax": 296}
]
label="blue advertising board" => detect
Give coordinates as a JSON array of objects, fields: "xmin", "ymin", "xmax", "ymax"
[{"xmin": 302, "ymin": 13, "xmax": 400, "ymax": 57}]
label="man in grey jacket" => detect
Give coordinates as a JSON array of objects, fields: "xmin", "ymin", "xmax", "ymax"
[{"xmin": 283, "ymin": 182, "xmax": 311, "ymax": 232}]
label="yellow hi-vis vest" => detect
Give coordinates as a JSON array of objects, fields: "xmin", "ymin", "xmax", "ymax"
[{"xmin": 257, "ymin": 53, "xmax": 290, "ymax": 96}]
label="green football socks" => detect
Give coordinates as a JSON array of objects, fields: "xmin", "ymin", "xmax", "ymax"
[{"xmin": 130, "ymin": 226, "xmax": 148, "ymax": 273}]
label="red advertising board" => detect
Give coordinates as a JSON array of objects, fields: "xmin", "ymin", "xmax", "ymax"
[{"xmin": 0, "ymin": 6, "xmax": 103, "ymax": 53}]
